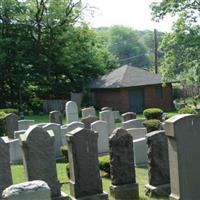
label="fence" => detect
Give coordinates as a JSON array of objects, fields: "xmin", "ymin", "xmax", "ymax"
[
  {"xmin": 42, "ymin": 100, "xmax": 68, "ymax": 114},
  {"xmin": 175, "ymin": 85, "xmax": 200, "ymax": 98}
]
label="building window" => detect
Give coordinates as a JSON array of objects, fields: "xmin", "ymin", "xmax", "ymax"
[{"xmin": 155, "ymin": 86, "xmax": 163, "ymax": 99}]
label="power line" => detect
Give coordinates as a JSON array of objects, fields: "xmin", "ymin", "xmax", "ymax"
[{"xmin": 118, "ymin": 53, "xmax": 149, "ymax": 62}]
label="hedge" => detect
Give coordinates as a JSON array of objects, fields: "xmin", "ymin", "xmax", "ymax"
[
  {"xmin": 143, "ymin": 108, "xmax": 163, "ymax": 120},
  {"xmin": 178, "ymin": 107, "xmax": 198, "ymax": 115},
  {"xmin": 143, "ymin": 119, "xmax": 161, "ymax": 133},
  {"xmin": 0, "ymin": 112, "xmax": 6, "ymax": 137},
  {"xmin": 0, "ymin": 108, "xmax": 18, "ymax": 115}
]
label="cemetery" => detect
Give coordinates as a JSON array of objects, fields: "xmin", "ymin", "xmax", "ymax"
[{"xmin": 1, "ymin": 0, "xmax": 200, "ymax": 199}]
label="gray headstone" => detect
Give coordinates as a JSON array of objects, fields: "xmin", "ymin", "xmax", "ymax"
[
  {"xmin": 82, "ymin": 107, "xmax": 96, "ymax": 118},
  {"xmin": 61, "ymin": 122, "xmax": 84, "ymax": 145},
  {"xmin": 145, "ymin": 130, "xmax": 170, "ymax": 197},
  {"xmin": 9, "ymin": 139, "xmax": 23, "ymax": 164},
  {"xmin": 42, "ymin": 123, "xmax": 63, "ymax": 158},
  {"xmin": 18, "ymin": 120, "xmax": 35, "ymax": 131},
  {"xmin": 165, "ymin": 114, "xmax": 200, "ymax": 200},
  {"xmin": 14, "ymin": 130, "xmax": 26, "ymax": 139},
  {"xmin": 91, "ymin": 120, "xmax": 109, "ymax": 154},
  {"xmin": 65, "ymin": 101, "xmax": 79, "ymax": 124},
  {"xmin": 2, "ymin": 180, "xmax": 51, "ymax": 200},
  {"xmin": 19, "ymin": 126, "xmax": 61, "ymax": 198},
  {"xmin": 49, "ymin": 111, "xmax": 62, "ymax": 125},
  {"xmin": 109, "ymin": 128, "xmax": 139, "ymax": 199},
  {"xmin": 0, "ymin": 137, "xmax": 13, "ymax": 196},
  {"xmin": 99, "ymin": 110, "xmax": 115, "ymax": 136},
  {"xmin": 122, "ymin": 112, "xmax": 136, "ymax": 122},
  {"xmin": 122, "ymin": 119, "xmax": 144, "ymax": 129},
  {"xmin": 81, "ymin": 116, "xmax": 98, "ymax": 129},
  {"xmin": 4, "ymin": 114, "xmax": 18, "ymax": 139},
  {"xmin": 66, "ymin": 128, "xmax": 108, "ymax": 199}
]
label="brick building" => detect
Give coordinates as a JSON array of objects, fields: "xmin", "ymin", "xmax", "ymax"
[{"xmin": 90, "ymin": 65, "xmax": 173, "ymax": 113}]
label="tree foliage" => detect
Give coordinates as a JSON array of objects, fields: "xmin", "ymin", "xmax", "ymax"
[
  {"xmin": 151, "ymin": 0, "xmax": 200, "ymax": 85},
  {"xmin": 0, "ymin": 0, "xmax": 117, "ymax": 111}
]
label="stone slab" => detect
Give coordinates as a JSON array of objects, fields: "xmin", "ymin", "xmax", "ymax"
[
  {"xmin": 110, "ymin": 183, "xmax": 139, "ymax": 200},
  {"xmin": 145, "ymin": 184, "xmax": 170, "ymax": 197}
]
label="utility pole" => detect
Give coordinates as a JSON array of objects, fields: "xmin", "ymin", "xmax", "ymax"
[{"xmin": 154, "ymin": 28, "xmax": 158, "ymax": 74}]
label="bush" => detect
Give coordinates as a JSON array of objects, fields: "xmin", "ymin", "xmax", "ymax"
[
  {"xmin": 178, "ymin": 107, "xmax": 198, "ymax": 115},
  {"xmin": 0, "ymin": 108, "xmax": 18, "ymax": 115},
  {"xmin": 0, "ymin": 112, "xmax": 6, "ymax": 136},
  {"xmin": 143, "ymin": 119, "xmax": 161, "ymax": 133},
  {"xmin": 99, "ymin": 155, "xmax": 110, "ymax": 176},
  {"xmin": 60, "ymin": 146, "xmax": 68, "ymax": 163},
  {"xmin": 143, "ymin": 108, "xmax": 163, "ymax": 120}
]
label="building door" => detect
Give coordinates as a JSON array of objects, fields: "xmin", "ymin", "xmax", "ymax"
[{"xmin": 129, "ymin": 88, "xmax": 144, "ymax": 113}]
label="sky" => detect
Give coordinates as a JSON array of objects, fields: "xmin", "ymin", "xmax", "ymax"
[{"xmin": 82, "ymin": 0, "xmax": 175, "ymax": 32}]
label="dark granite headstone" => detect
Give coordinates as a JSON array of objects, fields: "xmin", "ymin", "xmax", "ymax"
[
  {"xmin": 19, "ymin": 126, "xmax": 68, "ymax": 200},
  {"xmin": 66, "ymin": 127, "xmax": 108, "ymax": 200},
  {"xmin": 109, "ymin": 128, "xmax": 139, "ymax": 199},
  {"xmin": 81, "ymin": 116, "xmax": 98, "ymax": 129},
  {"xmin": 4, "ymin": 113, "xmax": 18, "ymax": 139},
  {"xmin": 0, "ymin": 137, "xmax": 13, "ymax": 196},
  {"xmin": 145, "ymin": 130, "xmax": 170, "ymax": 197},
  {"xmin": 165, "ymin": 114, "xmax": 200, "ymax": 200},
  {"xmin": 49, "ymin": 111, "xmax": 62, "ymax": 125},
  {"xmin": 122, "ymin": 112, "xmax": 136, "ymax": 122}
]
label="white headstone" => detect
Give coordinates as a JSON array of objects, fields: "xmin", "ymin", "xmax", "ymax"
[
  {"xmin": 122, "ymin": 119, "xmax": 144, "ymax": 129},
  {"xmin": 127, "ymin": 128, "xmax": 147, "ymax": 140},
  {"xmin": 65, "ymin": 101, "xmax": 79, "ymax": 123},
  {"xmin": 14, "ymin": 130, "xmax": 26, "ymax": 139},
  {"xmin": 99, "ymin": 110, "xmax": 115, "ymax": 136},
  {"xmin": 91, "ymin": 120, "xmax": 109, "ymax": 154},
  {"xmin": 61, "ymin": 122, "xmax": 84, "ymax": 145},
  {"xmin": 82, "ymin": 107, "xmax": 96, "ymax": 118},
  {"xmin": 2, "ymin": 180, "xmax": 51, "ymax": 200}
]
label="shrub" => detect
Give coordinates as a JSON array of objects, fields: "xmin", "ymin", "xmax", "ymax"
[
  {"xmin": 143, "ymin": 119, "xmax": 161, "ymax": 133},
  {"xmin": 178, "ymin": 107, "xmax": 198, "ymax": 115},
  {"xmin": 0, "ymin": 112, "xmax": 6, "ymax": 136},
  {"xmin": 0, "ymin": 108, "xmax": 18, "ymax": 115},
  {"xmin": 60, "ymin": 146, "xmax": 68, "ymax": 163},
  {"xmin": 143, "ymin": 108, "xmax": 163, "ymax": 120},
  {"xmin": 99, "ymin": 155, "xmax": 110, "ymax": 176}
]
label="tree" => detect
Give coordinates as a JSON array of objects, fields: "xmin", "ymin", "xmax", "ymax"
[
  {"xmin": 151, "ymin": 0, "xmax": 200, "ymax": 85},
  {"xmin": 96, "ymin": 26, "xmax": 151, "ymax": 68}
]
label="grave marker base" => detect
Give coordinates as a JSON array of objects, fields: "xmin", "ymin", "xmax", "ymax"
[
  {"xmin": 145, "ymin": 184, "xmax": 170, "ymax": 197},
  {"xmin": 69, "ymin": 192, "xmax": 108, "ymax": 200},
  {"xmin": 110, "ymin": 183, "xmax": 139, "ymax": 200},
  {"xmin": 169, "ymin": 194, "xmax": 180, "ymax": 200},
  {"xmin": 53, "ymin": 192, "xmax": 69, "ymax": 200}
]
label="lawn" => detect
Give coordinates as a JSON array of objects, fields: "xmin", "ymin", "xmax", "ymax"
[
  {"xmin": 25, "ymin": 111, "xmax": 178, "ymax": 124},
  {"xmin": 11, "ymin": 164, "xmax": 168, "ymax": 200}
]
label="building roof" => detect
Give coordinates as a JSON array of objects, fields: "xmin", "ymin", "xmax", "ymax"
[{"xmin": 90, "ymin": 65, "xmax": 165, "ymax": 89}]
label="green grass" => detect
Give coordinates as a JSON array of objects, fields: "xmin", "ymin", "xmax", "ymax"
[{"xmin": 11, "ymin": 164, "xmax": 168, "ymax": 200}]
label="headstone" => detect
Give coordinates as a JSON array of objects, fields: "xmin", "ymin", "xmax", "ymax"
[
  {"xmin": 14, "ymin": 130, "xmax": 26, "ymax": 139},
  {"xmin": 4, "ymin": 113, "xmax": 18, "ymax": 139},
  {"xmin": 99, "ymin": 110, "xmax": 115, "ymax": 136},
  {"xmin": 65, "ymin": 101, "xmax": 79, "ymax": 124},
  {"xmin": 101, "ymin": 107, "xmax": 112, "ymax": 111},
  {"xmin": 61, "ymin": 122, "xmax": 84, "ymax": 145},
  {"xmin": 109, "ymin": 128, "xmax": 139, "ymax": 199},
  {"xmin": 145, "ymin": 130, "xmax": 170, "ymax": 197},
  {"xmin": 2, "ymin": 180, "xmax": 51, "ymax": 200},
  {"xmin": 113, "ymin": 111, "xmax": 120, "ymax": 121},
  {"xmin": 19, "ymin": 126, "xmax": 67, "ymax": 199},
  {"xmin": 165, "ymin": 114, "xmax": 200, "ymax": 200},
  {"xmin": 127, "ymin": 128, "xmax": 147, "ymax": 140},
  {"xmin": 81, "ymin": 116, "xmax": 98, "ymax": 129},
  {"xmin": 82, "ymin": 107, "xmax": 96, "ymax": 118},
  {"xmin": 66, "ymin": 127, "xmax": 108, "ymax": 200},
  {"xmin": 133, "ymin": 138, "xmax": 147, "ymax": 167},
  {"xmin": 43, "ymin": 123, "xmax": 63, "ymax": 158},
  {"xmin": 91, "ymin": 120, "xmax": 109, "ymax": 154},
  {"xmin": 9, "ymin": 139, "xmax": 23, "ymax": 164},
  {"xmin": 0, "ymin": 137, "xmax": 13, "ymax": 196},
  {"xmin": 122, "ymin": 112, "xmax": 136, "ymax": 122},
  {"xmin": 49, "ymin": 111, "xmax": 62, "ymax": 125},
  {"xmin": 122, "ymin": 119, "xmax": 144, "ymax": 129},
  {"xmin": 18, "ymin": 120, "xmax": 35, "ymax": 131}
]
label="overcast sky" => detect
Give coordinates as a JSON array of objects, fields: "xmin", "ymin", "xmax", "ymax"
[{"xmin": 82, "ymin": 0, "xmax": 175, "ymax": 32}]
